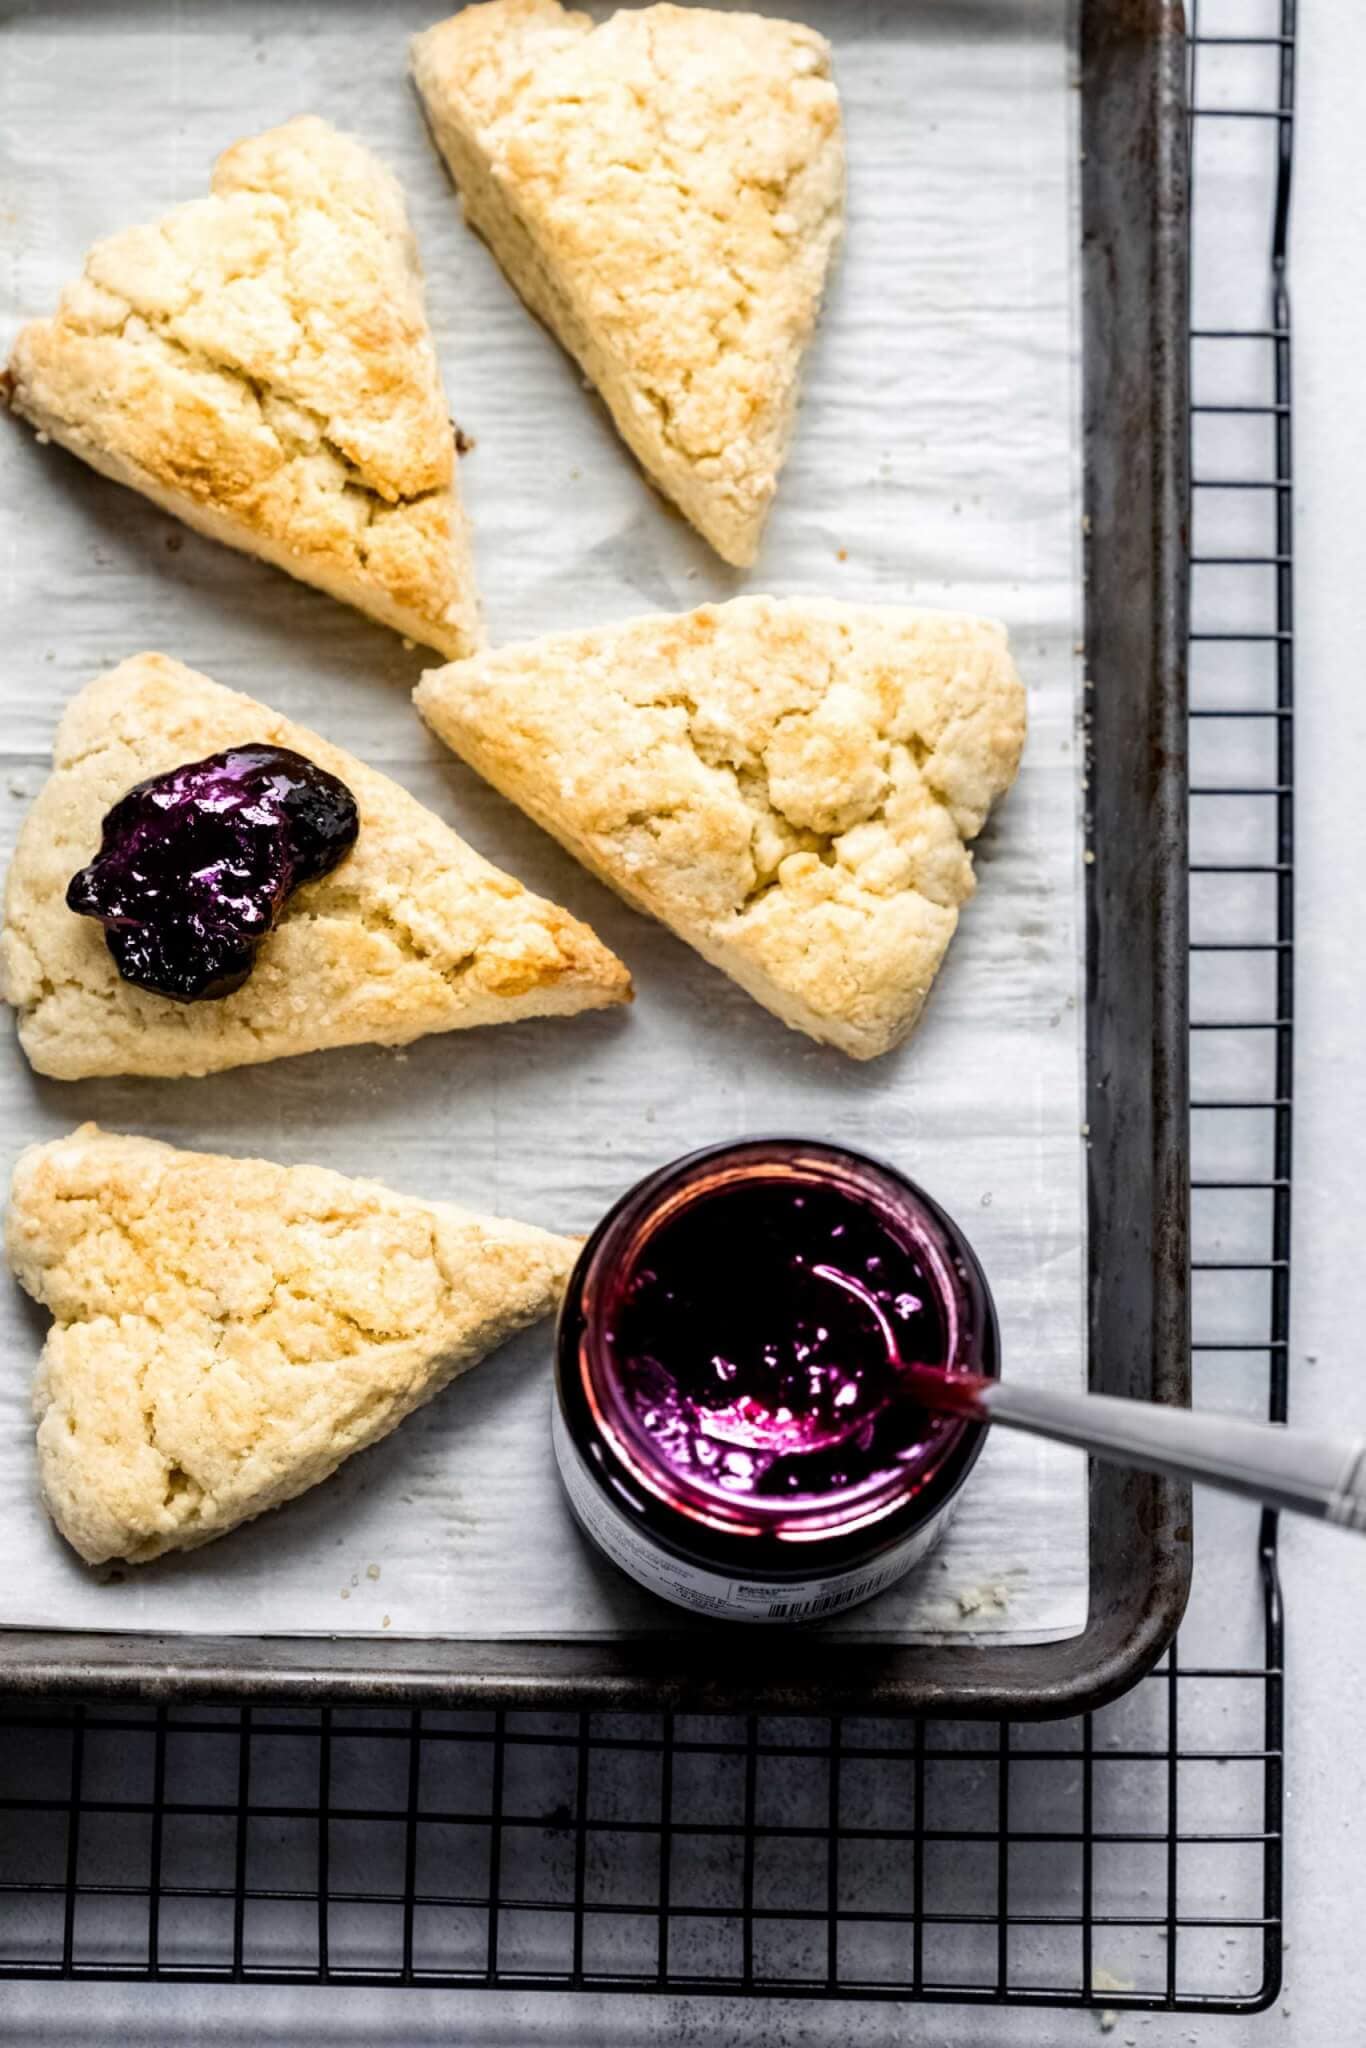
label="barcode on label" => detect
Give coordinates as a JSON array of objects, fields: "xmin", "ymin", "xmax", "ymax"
[{"xmin": 765, "ymin": 1577, "xmax": 883, "ymax": 1621}]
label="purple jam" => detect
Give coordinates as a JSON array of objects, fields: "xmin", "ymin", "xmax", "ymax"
[
  {"xmin": 601, "ymin": 1177, "xmax": 953, "ymax": 1505},
  {"xmin": 66, "ymin": 744, "xmax": 359, "ymax": 1003}
]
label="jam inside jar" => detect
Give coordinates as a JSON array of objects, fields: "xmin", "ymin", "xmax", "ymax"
[{"xmin": 554, "ymin": 1140, "xmax": 1000, "ymax": 1625}]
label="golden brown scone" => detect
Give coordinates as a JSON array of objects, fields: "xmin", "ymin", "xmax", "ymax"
[
  {"xmin": 416, "ymin": 598, "xmax": 1026, "ymax": 1059},
  {"xmin": 0, "ymin": 653, "xmax": 631, "ymax": 1080},
  {"xmin": 5, "ymin": 117, "xmax": 482, "ymax": 656},
  {"xmin": 8, "ymin": 1125, "xmax": 577, "ymax": 1564},
  {"xmin": 411, "ymin": 2, "xmax": 844, "ymax": 567}
]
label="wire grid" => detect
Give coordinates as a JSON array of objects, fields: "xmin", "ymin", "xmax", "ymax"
[{"xmin": 0, "ymin": 5, "xmax": 1295, "ymax": 2015}]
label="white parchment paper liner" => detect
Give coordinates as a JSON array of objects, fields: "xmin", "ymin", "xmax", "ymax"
[{"xmin": 0, "ymin": 0, "xmax": 1087, "ymax": 1643}]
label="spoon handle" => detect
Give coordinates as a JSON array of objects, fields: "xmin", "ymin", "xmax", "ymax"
[{"xmin": 979, "ymin": 1382, "xmax": 1366, "ymax": 1531}]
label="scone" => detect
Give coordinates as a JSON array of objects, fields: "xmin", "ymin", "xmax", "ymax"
[
  {"xmin": 416, "ymin": 598, "xmax": 1026, "ymax": 1060},
  {"xmin": 411, "ymin": 1, "xmax": 845, "ymax": 567},
  {"xmin": 8, "ymin": 1126, "xmax": 577, "ymax": 1564},
  {"xmin": 1, "ymin": 653, "xmax": 631, "ymax": 1080},
  {"xmin": 4, "ymin": 117, "xmax": 482, "ymax": 657}
]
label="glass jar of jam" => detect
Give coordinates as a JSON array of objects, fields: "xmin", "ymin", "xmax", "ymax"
[{"xmin": 553, "ymin": 1138, "xmax": 999, "ymax": 1625}]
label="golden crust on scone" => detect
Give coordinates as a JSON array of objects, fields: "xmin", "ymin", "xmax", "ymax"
[
  {"xmin": 0, "ymin": 653, "xmax": 631, "ymax": 1080},
  {"xmin": 416, "ymin": 598, "xmax": 1026, "ymax": 1059},
  {"xmin": 5, "ymin": 117, "xmax": 482, "ymax": 656},
  {"xmin": 7, "ymin": 1125, "xmax": 576, "ymax": 1563},
  {"xmin": 411, "ymin": 2, "xmax": 845, "ymax": 566}
]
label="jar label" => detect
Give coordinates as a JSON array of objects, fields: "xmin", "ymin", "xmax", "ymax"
[{"xmin": 552, "ymin": 1399, "xmax": 951, "ymax": 1624}]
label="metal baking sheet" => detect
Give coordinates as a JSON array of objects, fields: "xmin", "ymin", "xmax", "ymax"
[{"xmin": 0, "ymin": 0, "xmax": 1190, "ymax": 1713}]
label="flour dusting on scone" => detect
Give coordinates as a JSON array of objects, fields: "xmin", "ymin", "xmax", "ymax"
[
  {"xmin": 416, "ymin": 598, "xmax": 1026, "ymax": 1060},
  {"xmin": 5, "ymin": 117, "xmax": 483, "ymax": 656},
  {"xmin": 412, "ymin": 2, "xmax": 845, "ymax": 567},
  {"xmin": 0, "ymin": 653, "xmax": 631, "ymax": 1080},
  {"xmin": 7, "ymin": 1126, "xmax": 577, "ymax": 1563}
]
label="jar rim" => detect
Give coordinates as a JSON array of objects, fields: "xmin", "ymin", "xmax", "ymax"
[{"xmin": 569, "ymin": 1137, "xmax": 999, "ymax": 1546}]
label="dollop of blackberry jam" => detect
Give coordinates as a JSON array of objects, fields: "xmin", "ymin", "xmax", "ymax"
[{"xmin": 66, "ymin": 744, "xmax": 359, "ymax": 1003}]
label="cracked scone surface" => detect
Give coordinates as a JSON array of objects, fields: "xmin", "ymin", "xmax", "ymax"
[
  {"xmin": 5, "ymin": 116, "xmax": 482, "ymax": 656},
  {"xmin": 7, "ymin": 1125, "xmax": 577, "ymax": 1564},
  {"xmin": 417, "ymin": 598, "xmax": 1026, "ymax": 1059},
  {"xmin": 0, "ymin": 654, "xmax": 631, "ymax": 1080},
  {"xmin": 412, "ymin": 1, "xmax": 844, "ymax": 567}
]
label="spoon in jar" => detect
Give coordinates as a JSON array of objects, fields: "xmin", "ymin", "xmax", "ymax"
[{"xmin": 814, "ymin": 1265, "xmax": 1366, "ymax": 1532}]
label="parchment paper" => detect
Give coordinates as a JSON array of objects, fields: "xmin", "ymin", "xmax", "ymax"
[{"xmin": 0, "ymin": 0, "xmax": 1087, "ymax": 1642}]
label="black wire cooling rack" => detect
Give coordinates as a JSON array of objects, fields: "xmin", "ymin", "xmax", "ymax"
[{"xmin": 0, "ymin": 5, "xmax": 1297, "ymax": 2016}]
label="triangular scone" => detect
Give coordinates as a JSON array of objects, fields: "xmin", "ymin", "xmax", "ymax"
[
  {"xmin": 0, "ymin": 654, "xmax": 630, "ymax": 1081},
  {"xmin": 412, "ymin": 2, "xmax": 844, "ymax": 567},
  {"xmin": 4, "ymin": 117, "xmax": 482, "ymax": 657},
  {"xmin": 8, "ymin": 1126, "xmax": 577, "ymax": 1563},
  {"xmin": 417, "ymin": 598, "xmax": 1026, "ymax": 1060}
]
